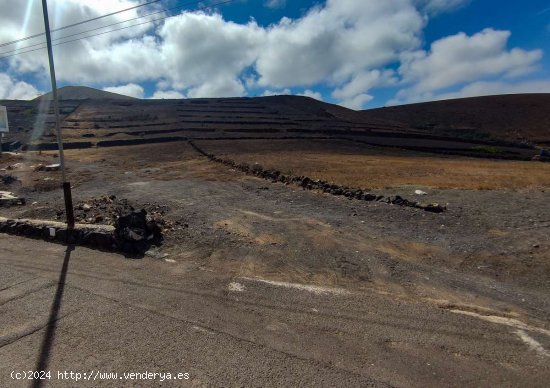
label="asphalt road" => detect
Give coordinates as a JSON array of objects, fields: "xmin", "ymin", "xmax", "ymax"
[{"xmin": 0, "ymin": 234, "xmax": 549, "ymax": 387}]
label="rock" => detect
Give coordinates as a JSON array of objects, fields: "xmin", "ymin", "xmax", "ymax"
[
  {"xmin": 391, "ymin": 195, "xmax": 404, "ymax": 205},
  {"xmin": 116, "ymin": 211, "xmax": 147, "ymax": 241},
  {"xmin": 364, "ymin": 193, "xmax": 377, "ymax": 201},
  {"xmin": 0, "ymin": 191, "xmax": 17, "ymax": 199},
  {"xmin": 424, "ymin": 204, "xmax": 446, "ymax": 213},
  {"xmin": 114, "ymin": 209, "xmax": 163, "ymax": 254},
  {"xmin": 1, "ymin": 174, "xmax": 18, "ymax": 185},
  {"xmin": 44, "ymin": 163, "xmax": 60, "ymax": 171},
  {"xmin": 82, "ymin": 204, "xmax": 91, "ymax": 211},
  {"xmin": 144, "ymin": 247, "xmax": 169, "ymax": 259},
  {"xmin": 0, "ymin": 191, "xmax": 25, "ymax": 207},
  {"xmin": 251, "ymin": 163, "xmax": 263, "ymax": 173},
  {"xmin": 415, "ymin": 190, "xmax": 428, "ymax": 195}
]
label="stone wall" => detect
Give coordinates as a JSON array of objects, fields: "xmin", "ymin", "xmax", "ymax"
[
  {"xmin": 0, "ymin": 217, "xmax": 115, "ymax": 250},
  {"xmin": 188, "ymin": 141, "xmax": 446, "ymax": 213}
]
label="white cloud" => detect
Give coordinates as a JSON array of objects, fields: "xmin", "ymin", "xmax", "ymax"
[
  {"xmin": 0, "ymin": 73, "xmax": 41, "ymax": 99},
  {"xmin": 0, "ymin": 0, "xmax": 546, "ymax": 107},
  {"xmin": 299, "ymin": 89, "xmax": 323, "ymax": 100},
  {"xmin": 158, "ymin": 12, "xmax": 264, "ymax": 94},
  {"xmin": 265, "ymin": 0, "xmax": 286, "ymax": 9},
  {"xmin": 262, "ymin": 88, "xmax": 290, "ymax": 96},
  {"xmin": 393, "ymin": 28, "xmax": 543, "ymax": 104},
  {"xmin": 338, "ymin": 94, "xmax": 373, "ymax": 110},
  {"xmin": 103, "ymin": 83, "xmax": 144, "ymax": 98},
  {"xmin": 3, "ymin": 0, "xmax": 161, "ymax": 79},
  {"xmin": 332, "ymin": 70, "xmax": 396, "ymax": 101},
  {"xmin": 417, "ymin": 79, "xmax": 550, "ymax": 102},
  {"xmin": 415, "ymin": 0, "xmax": 469, "ymax": 15},
  {"xmin": 150, "ymin": 90, "xmax": 185, "ymax": 99},
  {"xmin": 256, "ymin": 0, "xmax": 424, "ymax": 88},
  {"xmin": 330, "ymin": 70, "xmax": 396, "ymax": 108},
  {"xmin": 186, "ymin": 77, "xmax": 246, "ymax": 98},
  {"xmin": 261, "ymin": 88, "xmax": 321, "ymax": 100}
]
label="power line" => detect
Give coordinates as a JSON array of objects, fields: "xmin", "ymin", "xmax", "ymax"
[
  {"xmin": 0, "ymin": 0, "xmax": 235, "ymax": 61},
  {"xmin": 0, "ymin": 0, "xmax": 163, "ymax": 48},
  {"xmin": 0, "ymin": 0, "xmax": 204, "ymax": 57}
]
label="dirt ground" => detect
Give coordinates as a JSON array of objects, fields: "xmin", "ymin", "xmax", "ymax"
[
  {"xmin": 197, "ymin": 138, "xmax": 550, "ymax": 190},
  {"xmin": 1, "ymin": 140, "xmax": 549, "ymax": 385},
  {"xmin": 2, "ymin": 140, "xmax": 549, "ymax": 293}
]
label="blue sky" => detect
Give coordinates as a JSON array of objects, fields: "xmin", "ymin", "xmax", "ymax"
[{"xmin": 0, "ymin": 0, "xmax": 549, "ymax": 109}]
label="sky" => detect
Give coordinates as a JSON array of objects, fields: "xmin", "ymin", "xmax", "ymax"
[{"xmin": 0, "ymin": 0, "xmax": 549, "ymax": 109}]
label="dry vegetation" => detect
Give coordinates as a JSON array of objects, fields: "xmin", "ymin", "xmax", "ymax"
[{"xmin": 198, "ymin": 139, "xmax": 550, "ymax": 190}]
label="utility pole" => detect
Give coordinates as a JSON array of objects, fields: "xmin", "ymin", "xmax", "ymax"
[{"xmin": 41, "ymin": 0, "xmax": 75, "ymax": 228}]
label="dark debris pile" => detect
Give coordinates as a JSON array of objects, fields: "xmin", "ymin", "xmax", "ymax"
[
  {"xmin": 54, "ymin": 195, "xmax": 189, "ymax": 238},
  {"xmin": 55, "ymin": 195, "xmax": 170, "ymax": 225}
]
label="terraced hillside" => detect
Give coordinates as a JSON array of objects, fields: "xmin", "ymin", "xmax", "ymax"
[
  {"xmin": 360, "ymin": 94, "xmax": 550, "ymax": 145},
  {"xmin": 1, "ymin": 88, "xmax": 546, "ymax": 160}
]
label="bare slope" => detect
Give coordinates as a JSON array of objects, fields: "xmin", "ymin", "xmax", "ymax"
[{"xmin": 360, "ymin": 94, "xmax": 550, "ymax": 144}]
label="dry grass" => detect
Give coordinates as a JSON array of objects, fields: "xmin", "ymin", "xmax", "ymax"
[{"xmin": 198, "ymin": 139, "xmax": 550, "ymax": 190}]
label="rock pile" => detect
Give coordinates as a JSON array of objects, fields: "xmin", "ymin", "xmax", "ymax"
[
  {"xmin": 189, "ymin": 141, "xmax": 446, "ymax": 213},
  {"xmin": 64, "ymin": 195, "xmax": 134, "ymax": 224},
  {"xmin": 57, "ymin": 196, "xmax": 168, "ymax": 225},
  {"xmin": 54, "ymin": 196, "xmax": 166, "ymax": 254}
]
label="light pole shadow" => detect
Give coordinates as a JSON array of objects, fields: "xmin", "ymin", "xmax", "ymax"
[{"xmin": 32, "ymin": 244, "xmax": 74, "ymax": 388}]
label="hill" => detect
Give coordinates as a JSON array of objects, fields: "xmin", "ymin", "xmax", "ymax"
[
  {"xmin": 260, "ymin": 95, "xmax": 406, "ymax": 130},
  {"xmin": 1, "ymin": 91, "xmax": 543, "ymax": 160},
  {"xmin": 359, "ymin": 94, "xmax": 550, "ymax": 145},
  {"xmin": 36, "ymin": 86, "xmax": 136, "ymax": 101}
]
